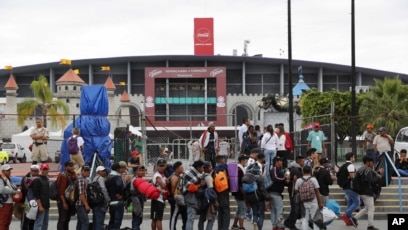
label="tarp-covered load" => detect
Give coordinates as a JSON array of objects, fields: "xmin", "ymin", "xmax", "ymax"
[{"xmin": 60, "ymin": 85, "xmax": 112, "ymax": 171}]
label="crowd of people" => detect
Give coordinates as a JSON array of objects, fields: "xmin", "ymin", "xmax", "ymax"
[{"xmin": 0, "ymin": 120, "xmax": 405, "ymax": 230}]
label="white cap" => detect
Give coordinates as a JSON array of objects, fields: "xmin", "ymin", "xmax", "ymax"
[
  {"xmin": 164, "ymin": 147, "xmax": 169, "ymax": 152},
  {"xmin": 1, "ymin": 164, "xmax": 13, "ymax": 171},
  {"xmin": 96, "ymin": 166, "xmax": 106, "ymax": 172},
  {"xmin": 30, "ymin": 165, "xmax": 40, "ymax": 170}
]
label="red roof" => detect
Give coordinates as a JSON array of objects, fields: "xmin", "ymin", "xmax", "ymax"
[
  {"xmin": 120, "ymin": 90, "xmax": 130, "ymax": 102},
  {"xmin": 56, "ymin": 69, "xmax": 86, "ymax": 83},
  {"xmin": 104, "ymin": 76, "xmax": 116, "ymax": 90},
  {"xmin": 5, "ymin": 74, "xmax": 18, "ymax": 89}
]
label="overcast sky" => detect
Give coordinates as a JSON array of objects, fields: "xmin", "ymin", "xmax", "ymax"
[{"xmin": 0, "ymin": 0, "xmax": 407, "ymax": 74}]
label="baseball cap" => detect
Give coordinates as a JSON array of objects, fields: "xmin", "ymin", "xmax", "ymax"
[
  {"xmin": 40, "ymin": 163, "xmax": 50, "ymax": 170},
  {"xmin": 119, "ymin": 161, "xmax": 128, "ymax": 169},
  {"xmin": 64, "ymin": 160, "xmax": 75, "ymax": 167},
  {"xmin": 378, "ymin": 127, "xmax": 386, "ymax": 132},
  {"xmin": 157, "ymin": 158, "xmax": 167, "ymax": 166},
  {"xmin": 131, "ymin": 150, "xmax": 139, "ymax": 156},
  {"xmin": 208, "ymin": 122, "xmax": 215, "ymax": 127},
  {"xmin": 366, "ymin": 124, "xmax": 374, "ymax": 129},
  {"xmin": 96, "ymin": 166, "xmax": 106, "ymax": 172},
  {"xmin": 1, "ymin": 164, "xmax": 13, "ymax": 171},
  {"xmin": 314, "ymin": 123, "xmax": 320, "ymax": 127},
  {"xmin": 319, "ymin": 157, "xmax": 329, "ymax": 164},
  {"xmin": 30, "ymin": 165, "xmax": 40, "ymax": 170},
  {"xmin": 82, "ymin": 165, "xmax": 91, "ymax": 171}
]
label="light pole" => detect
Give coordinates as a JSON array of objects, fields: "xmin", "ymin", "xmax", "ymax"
[{"xmin": 351, "ymin": 0, "xmax": 357, "ymax": 154}]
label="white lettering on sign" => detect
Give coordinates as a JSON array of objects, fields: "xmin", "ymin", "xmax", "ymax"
[
  {"xmin": 210, "ymin": 69, "xmax": 223, "ymax": 77},
  {"xmin": 392, "ymin": 218, "xmax": 406, "ymax": 225},
  {"xmin": 149, "ymin": 69, "xmax": 162, "ymax": 78}
]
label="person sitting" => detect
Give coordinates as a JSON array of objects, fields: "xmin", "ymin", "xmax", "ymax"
[
  {"xmin": 128, "ymin": 150, "xmax": 143, "ymax": 175},
  {"xmin": 395, "ymin": 149, "xmax": 408, "ymax": 177}
]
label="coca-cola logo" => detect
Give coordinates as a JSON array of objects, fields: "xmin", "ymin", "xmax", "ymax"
[
  {"xmin": 210, "ymin": 68, "xmax": 223, "ymax": 77},
  {"xmin": 148, "ymin": 69, "xmax": 162, "ymax": 78},
  {"xmin": 196, "ymin": 28, "xmax": 211, "ymax": 42}
]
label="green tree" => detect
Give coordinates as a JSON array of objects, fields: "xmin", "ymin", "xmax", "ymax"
[
  {"xmin": 299, "ymin": 88, "xmax": 363, "ymax": 143},
  {"xmin": 359, "ymin": 77, "xmax": 408, "ymax": 137},
  {"xmin": 17, "ymin": 75, "xmax": 69, "ymax": 129}
]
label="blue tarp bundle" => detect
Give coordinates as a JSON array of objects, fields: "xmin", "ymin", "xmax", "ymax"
[{"xmin": 60, "ymin": 85, "xmax": 112, "ymax": 171}]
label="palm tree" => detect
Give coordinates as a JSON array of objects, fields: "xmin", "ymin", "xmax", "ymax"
[
  {"xmin": 359, "ymin": 77, "xmax": 408, "ymax": 136},
  {"xmin": 17, "ymin": 75, "xmax": 69, "ymax": 129}
]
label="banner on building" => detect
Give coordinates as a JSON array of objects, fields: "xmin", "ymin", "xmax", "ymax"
[{"xmin": 194, "ymin": 18, "xmax": 214, "ymax": 55}]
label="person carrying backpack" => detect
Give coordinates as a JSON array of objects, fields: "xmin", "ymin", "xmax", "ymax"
[
  {"xmin": 284, "ymin": 155, "xmax": 305, "ymax": 230},
  {"xmin": 92, "ymin": 166, "xmax": 110, "ymax": 230},
  {"xmin": 169, "ymin": 161, "xmax": 187, "ymax": 230},
  {"xmin": 198, "ymin": 161, "xmax": 217, "ymax": 230},
  {"xmin": 67, "ymin": 128, "xmax": 85, "ymax": 175},
  {"xmin": 339, "ymin": 152, "xmax": 360, "ymax": 227},
  {"xmin": 56, "ymin": 160, "xmax": 78, "ymax": 230},
  {"xmin": 314, "ymin": 158, "xmax": 335, "ymax": 205},
  {"xmin": 32, "ymin": 163, "xmax": 51, "ymax": 230},
  {"xmin": 294, "ymin": 166, "xmax": 323, "ymax": 230},
  {"xmin": 230, "ymin": 155, "xmax": 248, "ymax": 230},
  {"xmin": 349, "ymin": 156, "xmax": 384, "ymax": 230},
  {"xmin": 105, "ymin": 162, "xmax": 127, "ymax": 230},
  {"xmin": 20, "ymin": 165, "xmax": 40, "ymax": 230},
  {"xmin": 243, "ymin": 162, "xmax": 270, "ymax": 230},
  {"xmin": 268, "ymin": 156, "xmax": 289, "ymax": 230},
  {"xmin": 183, "ymin": 160, "xmax": 206, "ymax": 230},
  {"xmin": 213, "ymin": 155, "xmax": 231, "ymax": 230},
  {"xmin": 75, "ymin": 165, "xmax": 91, "ymax": 230}
]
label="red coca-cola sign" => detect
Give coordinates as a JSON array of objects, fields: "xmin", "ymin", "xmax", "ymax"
[{"xmin": 194, "ymin": 18, "xmax": 214, "ymax": 55}]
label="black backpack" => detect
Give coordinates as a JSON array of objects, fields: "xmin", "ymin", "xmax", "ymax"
[
  {"xmin": 87, "ymin": 180, "xmax": 105, "ymax": 208},
  {"xmin": 336, "ymin": 162, "xmax": 351, "ymax": 188}
]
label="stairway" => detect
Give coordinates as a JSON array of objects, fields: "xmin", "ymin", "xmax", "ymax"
[{"xmin": 46, "ymin": 177, "xmax": 408, "ymax": 220}]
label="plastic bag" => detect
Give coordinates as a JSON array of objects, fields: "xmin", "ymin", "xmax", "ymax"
[
  {"xmin": 322, "ymin": 207, "xmax": 338, "ymax": 225},
  {"xmin": 312, "ymin": 208, "xmax": 325, "ymax": 228},
  {"xmin": 326, "ymin": 199, "xmax": 340, "ymax": 215}
]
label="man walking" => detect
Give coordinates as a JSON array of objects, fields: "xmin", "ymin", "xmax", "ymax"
[
  {"xmin": 32, "ymin": 163, "xmax": 50, "ymax": 230},
  {"xmin": 340, "ymin": 152, "xmax": 359, "ymax": 226},
  {"xmin": 351, "ymin": 156, "xmax": 384, "ymax": 230}
]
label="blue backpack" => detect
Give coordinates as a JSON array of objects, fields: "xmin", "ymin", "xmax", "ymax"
[{"xmin": 242, "ymin": 181, "xmax": 257, "ymax": 193}]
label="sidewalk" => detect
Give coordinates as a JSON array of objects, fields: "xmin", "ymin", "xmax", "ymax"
[{"xmin": 11, "ymin": 217, "xmax": 389, "ymax": 229}]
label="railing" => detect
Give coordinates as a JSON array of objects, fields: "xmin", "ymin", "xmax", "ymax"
[{"xmin": 380, "ymin": 152, "xmax": 403, "ymax": 213}]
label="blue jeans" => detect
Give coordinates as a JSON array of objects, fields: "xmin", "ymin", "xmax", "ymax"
[
  {"xmin": 76, "ymin": 205, "xmax": 89, "ymax": 230},
  {"xmin": 33, "ymin": 208, "xmax": 49, "ymax": 230},
  {"xmin": 264, "ymin": 149, "xmax": 276, "ymax": 171},
  {"xmin": 109, "ymin": 202, "xmax": 125, "ymax": 230},
  {"xmin": 398, "ymin": 169, "xmax": 408, "ymax": 177},
  {"xmin": 186, "ymin": 206, "xmax": 197, "ymax": 230},
  {"xmin": 198, "ymin": 207, "xmax": 215, "ymax": 230},
  {"xmin": 251, "ymin": 201, "xmax": 265, "ymax": 230},
  {"xmin": 92, "ymin": 203, "xmax": 107, "ymax": 230},
  {"xmin": 270, "ymin": 193, "xmax": 284, "ymax": 227},
  {"xmin": 344, "ymin": 189, "xmax": 360, "ymax": 217}
]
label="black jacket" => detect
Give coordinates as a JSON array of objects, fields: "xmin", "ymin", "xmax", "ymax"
[
  {"xmin": 356, "ymin": 166, "xmax": 381, "ymax": 196},
  {"xmin": 269, "ymin": 166, "xmax": 286, "ymax": 195},
  {"xmin": 32, "ymin": 175, "xmax": 50, "ymax": 209},
  {"xmin": 395, "ymin": 158, "xmax": 408, "ymax": 170},
  {"xmin": 314, "ymin": 167, "xmax": 333, "ymax": 196}
]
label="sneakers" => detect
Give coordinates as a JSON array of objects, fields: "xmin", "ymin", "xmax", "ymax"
[
  {"xmin": 341, "ymin": 214, "xmax": 353, "ymax": 226},
  {"xmin": 349, "ymin": 217, "xmax": 358, "ymax": 228},
  {"xmin": 230, "ymin": 226, "xmax": 240, "ymax": 230},
  {"xmin": 367, "ymin": 226, "xmax": 379, "ymax": 230}
]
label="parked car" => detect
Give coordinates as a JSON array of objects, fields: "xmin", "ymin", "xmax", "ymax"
[
  {"xmin": 1, "ymin": 142, "xmax": 27, "ymax": 163},
  {"xmin": 0, "ymin": 150, "xmax": 9, "ymax": 164},
  {"xmin": 394, "ymin": 127, "xmax": 408, "ymax": 161}
]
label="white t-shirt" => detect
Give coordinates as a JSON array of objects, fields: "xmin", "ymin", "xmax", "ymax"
[
  {"xmin": 373, "ymin": 134, "xmax": 393, "ymax": 152},
  {"xmin": 277, "ymin": 134, "xmax": 286, "ymax": 151},
  {"xmin": 72, "ymin": 135, "xmax": 84, "ymax": 148},
  {"xmin": 238, "ymin": 124, "xmax": 248, "ymax": 147},
  {"xmin": 261, "ymin": 132, "xmax": 279, "ymax": 150},
  {"xmin": 218, "ymin": 141, "xmax": 230, "ymax": 156},
  {"xmin": 295, "ymin": 175, "xmax": 320, "ymax": 203},
  {"xmin": 152, "ymin": 172, "xmax": 166, "ymax": 203}
]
